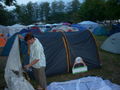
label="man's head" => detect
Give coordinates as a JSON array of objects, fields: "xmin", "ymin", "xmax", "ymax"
[{"xmin": 24, "ymin": 33, "xmax": 35, "ymax": 45}]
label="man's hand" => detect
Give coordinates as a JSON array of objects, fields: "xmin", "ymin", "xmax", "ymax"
[
  {"xmin": 24, "ymin": 59, "xmax": 39, "ymax": 70},
  {"xmin": 24, "ymin": 64, "xmax": 30, "ymax": 70}
]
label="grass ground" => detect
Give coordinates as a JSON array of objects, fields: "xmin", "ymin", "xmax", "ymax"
[{"xmin": 0, "ymin": 35, "xmax": 120, "ymax": 89}]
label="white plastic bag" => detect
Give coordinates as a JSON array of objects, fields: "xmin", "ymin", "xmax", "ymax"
[{"xmin": 4, "ymin": 36, "xmax": 34, "ymax": 90}]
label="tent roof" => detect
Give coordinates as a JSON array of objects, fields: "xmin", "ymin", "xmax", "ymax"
[
  {"xmin": 93, "ymin": 26, "xmax": 108, "ymax": 35},
  {"xmin": 0, "ymin": 25, "xmax": 9, "ymax": 34},
  {"xmin": 71, "ymin": 24, "xmax": 87, "ymax": 31},
  {"xmin": 101, "ymin": 32, "xmax": 120, "ymax": 54},
  {"xmin": 78, "ymin": 21, "xmax": 98, "ymax": 25},
  {"xmin": 9, "ymin": 24, "xmax": 26, "ymax": 27},
  {"xmin": 78, "ymin": 21, "xmax": 100, "ymax": 32},
  {"xmin": 51, "ymin": 25, "xmax": 79, "ymax": 32}
]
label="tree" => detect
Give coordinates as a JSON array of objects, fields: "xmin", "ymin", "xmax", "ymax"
[
  {"xmin": 32, "ymin": 3, "xmax": 40, "ymax": 21},
  {"xmin": 19, "ymin": 3, "xmax": 33, "ymax": 25},
  {"xmin": 15, "ymin": 2, "xmax": 34, "ymax": 25},
  {"xmin": 78, "ymin": 0, "xmax": 106, "ymax": 21},
  {"xmin": 71, "ymin": 0, "xmax": 80, "ymax": 12},
  {"xmin": 42, "ymin": 2, "xmax": 50, "ymax": 22},
  {"xmin": 0, "ymin": 4, "xmax": 15, "ymax": 25},
  {"xmin": 0, "ymin": 8, "xmax": 9, "ymax": 25},
  {"xmin": 39, "ymin": 3, "xmax": 44, "ymax": 22},
  {"xmin": 105, "ymin": 0, "xmax": 120, "ymax": 20},
  {"xmin": 57, "ymin": 0, "xmax": 65, "ymax": 12},
  {"xmin": 51, "ymin": 1, "xmax": 58, "ymax": 14},
  {"xmin": 48, "ymin": 0, "xmax": 66, "ymax": 23},
  {"xmin": 4, "ymin": 0, "xmax": 16, "ymax": 6},
  {"xmin": 64, "ymin": 0, "xmax": 81, "ymax": 23}
]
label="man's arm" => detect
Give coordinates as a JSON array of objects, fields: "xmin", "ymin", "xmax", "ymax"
[{"xmin": 24, "ymin": 59, "xmax": 39, "ymax": 69}]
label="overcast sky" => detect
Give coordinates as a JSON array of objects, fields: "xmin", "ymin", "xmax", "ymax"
[{"xmin": 16, "ymin": 0, "xmax": 84, "ymax": 5}]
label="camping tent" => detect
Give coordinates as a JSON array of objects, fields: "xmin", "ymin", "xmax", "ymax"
[
  {"xmin": 2, "ymin": 30, "xmax": 101, "ymax": 76},
  {"xmin": 93, "ymin": 25, "xmax": 108, "ymax": 35},
  {"xmin": 0, "ymin": 25, "xmax": 9, "ymax": 36},
  {"xmin": 108, "ymin": 24, "xmax": 120, "ymax": 36},
  {"xmin": 62, "ymin": 22, "xmax": 71, "ymax": 26},
  {"xmin": 71, "ymin": 24, "xmax": 87, "ymax": 31},
  {"xmin": 101, "ymin": 32, "xmax": 120, "ymax": 54},
  {"xmin": 7, "ymin": 24, "xmax": 26, "ymax": 36},
  {"xmin": 1, "ymin": 28, "xmax": 42, "ymax": 56},
  {"xmin": 0, "ymin": 38, "xmax": 6, "ymax": 47},
  {"xmin": 20, "ymin": 29, "xmax": 41, "ymax": 34},
  {"xmin": 78, "ymin": 21, "xmax": 99, "ymax": 32},
  {"xmin": 78, "ymin": 21, "xmax": 108, "ymax": 35},
  {"xmin": 51, "ymin": 25, "xmax": 79, "ymax": 32}
]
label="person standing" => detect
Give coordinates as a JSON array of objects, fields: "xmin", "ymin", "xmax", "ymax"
[{"xmin": 23, "ymin": 33, "xmax": 47, "ymax": 90}]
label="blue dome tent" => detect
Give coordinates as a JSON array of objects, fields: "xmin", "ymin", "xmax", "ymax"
[{"xmin": 71, "ymin": 24, "xmax": 87, "ymax": 31}]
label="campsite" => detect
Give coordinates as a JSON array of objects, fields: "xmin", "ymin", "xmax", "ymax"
[
  {"xmin": 0, "ymin": 35, "xmax": 120, "ymax": 89},
  {"xmin": 0, "ymin": 0, "xmax": 120, "ymax": 90}
]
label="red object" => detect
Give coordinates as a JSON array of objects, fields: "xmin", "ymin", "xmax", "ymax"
[
  {"xmin": 68, "ymin": 29, "xmax": 72, "ymax": 32},
  {"xmin": 0, "ymin": 38, "xmax": 6, "ymax": 47},
  {"xmin": 31, "ymin": 26, "xmax": 39, "ymax": 29},
  {"xmin": 52, "ymin": 30, "xmax": 57, "ymax": 32}
]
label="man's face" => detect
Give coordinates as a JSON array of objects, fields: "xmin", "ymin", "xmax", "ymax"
[{"xmin": 27, "ymin": 38, "xmax": 34, "ymax": 45}]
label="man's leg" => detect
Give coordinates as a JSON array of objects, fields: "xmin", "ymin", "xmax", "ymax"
[{"xmin": 33, "ymin": 67, "xmax": 47, "ymax": 90}]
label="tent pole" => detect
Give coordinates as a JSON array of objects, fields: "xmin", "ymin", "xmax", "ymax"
[
  {"xmin": 61, "ymin": 32, "xmax": 71, "ymax": 72},
  {"xmin": 62, "ymin": 37, "xmax": 70, "ymax": 72}
]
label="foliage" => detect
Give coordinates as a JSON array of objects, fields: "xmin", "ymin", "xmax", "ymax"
[
  {"xmin": 0, "ymin": 0, "xmax": 120, "ymax": 25},
  {"xmin": 105, "ymin": 0, "xmax": 120, "ymax": 20},
  {"xmin": 78, "ymin": 0, "xmax": 106, "ymax": 21},
  {"xmin": 0, "ymin": 7, "xmax": 15, "ymax": 25},
  {"xmin": 4, "ymin": 0, "xmax": 16, "ymax": 6}
]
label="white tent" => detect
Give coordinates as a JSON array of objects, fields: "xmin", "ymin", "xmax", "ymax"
[
  {"xmin": 78, "ymin": 21, "xmax": 99, "ymax": 32},
  {"xmin": 7, "ymin": 24, "xmax": 26, "ymax": 36},
  {"xmin": 101, "ymin": 32, "xmax": 120, "ymax": 54},
  {"xmin": 0, "ymin": 25, "xmax": 9, "ymax": 37},
  {"xmin": 51, "ymin": 25, "xmax": 79, "ymax": 32}
]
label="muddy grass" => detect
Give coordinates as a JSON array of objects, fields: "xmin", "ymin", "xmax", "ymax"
[{"xmin": 0, "ymin": 36, "xmax": 120, "ymax": 90}]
